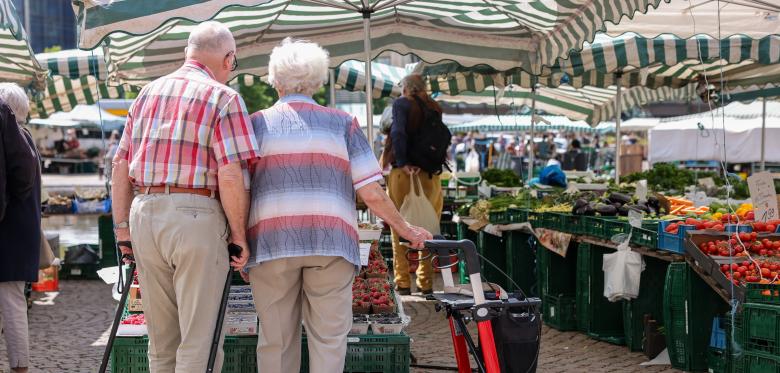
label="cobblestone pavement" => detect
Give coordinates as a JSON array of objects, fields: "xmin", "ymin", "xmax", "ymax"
[{"xmin": 0, "ymin": 280, "xmax": 681, "ymax": 373}]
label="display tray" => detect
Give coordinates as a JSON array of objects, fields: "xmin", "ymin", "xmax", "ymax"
[{"xmin": 684, "ymin": 231, "xmax": 749, "ymax": 303}]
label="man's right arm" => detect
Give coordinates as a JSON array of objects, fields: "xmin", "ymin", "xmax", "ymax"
[{"xmin": 111, "ymin": 159, "xmax": 134, "ymax": 250}]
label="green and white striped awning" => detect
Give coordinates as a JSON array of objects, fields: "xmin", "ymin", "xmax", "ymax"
[
  {"xmin": 73, "ymin": 0, "xmax": 668, "ymax": 86},
  {"xmin": 448, "ymin": 114, "xmax": 611, "ymax": 133},
  {"xmin": 334, "ymin": 61, "xmax": 406, "ymax": 99},
  {"xmin": 435, "ymin": 84, "xmax": 697, "ymax": 126},
  {"xmin": 36, "ymin": 48, "xmax": 107, "ymax": 81},
  {"xmin": 0, "ymin": 0, "xmax": 46, "ymax": 89},
  {"xmin": 32, "ymin": 75, "xmax": 134, "ymax": 118}
]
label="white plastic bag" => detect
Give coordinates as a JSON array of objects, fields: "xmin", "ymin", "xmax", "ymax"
[
  {"xmin": 400, "ymin": 175, "xmax": 441, "ymax": 235},
  {"xmin": 465, "ymin": 150, "xmax": 480, "ymax": 173},
  {"xmin": 602, "ymin": 240, "xmax": 645, "ymax": 302}
]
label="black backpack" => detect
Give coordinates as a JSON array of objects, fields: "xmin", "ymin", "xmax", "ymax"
[{"xmin": 407, "ymin": 96, "xmax": 452, "ymax": 175}]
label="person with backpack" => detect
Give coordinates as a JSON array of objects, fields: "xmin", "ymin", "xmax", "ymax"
[{"xmin": 382, "ymin": 74, "xmax": 451, "ymax": 295}]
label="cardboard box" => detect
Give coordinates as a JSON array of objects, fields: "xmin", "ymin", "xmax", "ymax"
[
  {"xmin": 128, "ymin": 284, "xmax": 143, "ymax": 312},
  {"xmin": 225, "ymin": 312, "xmax": 258, "ymax": 336}
]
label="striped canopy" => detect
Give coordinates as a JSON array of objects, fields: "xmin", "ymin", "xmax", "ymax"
[
  {"xmin": 448, "ymin": 114, "xmax": 611, "ymax": 134},
  {"xmin": 36, "ymin": 48, "xmax": 107, "ymax": 81},
  {"xmin": 334, "ymin": 60, "xmax": 406, "ymax": 99},
  {"xmin": 0, "ymin": 0, "xmax": 46, "ymax": 90},
  {"xmin": 32, "ymin": 75, "xmax": 134, "ymax": 119},
  {"xmin": 434, "ymin": 84, "xmax": 696, "ymax": 126},
  {"xmin": 73, "ymin": 0, "xmax": 668, "ymax": 86},
  {"xmin": 725, "ymin": 85, "xmax": 780, "ymax": 103}
]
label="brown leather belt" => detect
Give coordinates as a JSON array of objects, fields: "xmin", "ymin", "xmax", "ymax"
[{"xmin": 141, "ymin": 186, "xmax": 219, "ymax": 199}]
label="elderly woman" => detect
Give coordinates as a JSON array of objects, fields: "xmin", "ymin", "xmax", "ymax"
[
  {"xmin": 245, "ymin": 38, "xmax": 432, "ymax": 373},
  {"xmin": 0, "ymin": 82, "xmax": 40, "ymax": 373}
]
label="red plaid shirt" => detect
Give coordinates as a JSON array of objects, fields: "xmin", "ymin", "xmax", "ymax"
[{"xmin": 115, "ymin": 61, "xmax": 259, "ymax": 190}]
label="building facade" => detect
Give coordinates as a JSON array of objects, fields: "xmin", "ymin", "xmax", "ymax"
[{"xmin": 13, "ymin": 0, "xmax": 77, "ymax": 53}]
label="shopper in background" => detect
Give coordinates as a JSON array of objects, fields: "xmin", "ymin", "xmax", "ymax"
[
  {"xmin": 382, "ymin": 74, "xmax": 446, "ymax": 296},
  {"xmin": 110, "ymin": 21, "xmax": 260, "ymax": 372},
  {"xmin": 0, "ymin": 83, "xmax": 40, "ymax": 373},
  {"xmin": 244, "ymin": 38, "xmax": 432, "ymax": 373}
]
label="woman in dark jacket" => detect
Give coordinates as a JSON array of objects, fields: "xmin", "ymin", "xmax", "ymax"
[{"xmin": 0, "ymin": 82, "xmax": 41, "ymax": 373}]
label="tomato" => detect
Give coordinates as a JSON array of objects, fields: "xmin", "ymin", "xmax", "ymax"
[
  {"xmin": 733, "ymin": 272, "xmax": 743, "ymax": 279},
  {"xmin": 739, "ymin": 233, "xmax": 750, "ymax": 242},
  {"xmin": 746, "ymin": 211, "xmax": 755, "ymax": 221},
  {"xmin": 666, "ymin": 222, "xmax": 679, "ymax": 233},
  {"xmin": 738, "ymin": 266, "xmax": 749, "ymax": 273},
  {"xmin": 768, "ymin": 224, "xmax": 777, "ymax": 233},
  {"xmin": 752, "ymin": 232, "xmax": 759, "ymax": 240},
  {"xmin": 761, "ymin": 268, "xmax": 771, "ymax": 277},
  {"xmin": 722, "ymin": 264, "xmax": 730, "ymax": 272},
  {"xmin": 770, "ymin": 264, "xmax": 779, "ymax": 271},
  {"xmin": 772, "ymin": 271, "xmax": 779, "ymax": 279},
  {"xmin": 736, "ymin": 246, "xmax": 745, "ymax": 253},
  {"xmin": 769, "ymin": 251, "xmax": 776, "ymax": 257},
  {"xmin": 686, "ymin": 218, "xmax": 699, "ymax": 226},
  {"xmin": 761, "ymin": 249, "xmax": 768, "ymax": 256},
  {"xmin": 729, "ymin": 239, "xmax": 738, "ymax": 246},
  {"xmin": 754, "ymin": 222, "xmax": 766, "ymax": 232},
  {"xmin": 712, "ymin": 224, "xmax": 724, "ymax": 231}
]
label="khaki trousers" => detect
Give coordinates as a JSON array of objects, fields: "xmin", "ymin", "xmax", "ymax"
[
  {"xmin": 386, "ymin": 168, "xmax": 443, "ymax": 290},
  {"xmin": 248, "ymin": 256, "xmax": 354, "ymax": 373},
  {"xmin": 129, "ymin": 193, "xmax": 230, "ymax": 373},
  {"xmin": 0, "ymin": 281, "xmax": 29, "ymax": 368}
]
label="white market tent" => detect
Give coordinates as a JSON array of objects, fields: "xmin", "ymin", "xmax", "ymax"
[
  {"xmin": 649, "ymin": 115, "xmax": 780, "ymax": 164},
  {"xmin": 30, "ymin": 104, "xmax": 126, "ymax": 130}
]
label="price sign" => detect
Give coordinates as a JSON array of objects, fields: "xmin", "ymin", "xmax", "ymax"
[
  {"xmin": 747, "ymin": 172, "xmax": 778, "ymax": 222},
  {"xmin": 359, "ymin": 243, "xmax": 371, "ymax": 266}
]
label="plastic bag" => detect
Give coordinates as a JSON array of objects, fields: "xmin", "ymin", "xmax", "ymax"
[
  {"xmin": 399, "ymin": 175, "xmax": 441, "ymax": 235},
  {"xmin": 465, "ymin": 150, "xmax": 480, "ymax": 173},
  {"xmin": 602, "ymin": 240, "xmax": 645, "ymax": 302},
  {"xmin": 539, "ymin": 164, "xmax": 567, "ymax": 187}
]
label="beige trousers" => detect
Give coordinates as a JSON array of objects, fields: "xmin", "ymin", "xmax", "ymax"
[
  {"xmin": 0, "ymin": 281, "xmax": 29, "ymax": 369},
  {"xmin": 129, "ymin": 193, "xmax": 230, "ymax": 373},
  {"xmin": 386, "ymin": 168, "xmax": 443, "ymax": 290},
  {"xmin": 248, "ymin": 256, "xmax": 354, "ymax": 373}
]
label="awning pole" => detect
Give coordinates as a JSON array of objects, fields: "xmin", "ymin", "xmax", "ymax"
[
  {"xmin": 761, "ymin": 97, "xmax": 767, "ymax": 171},
  {"xmin": 527, "ymin": 83, "xmax": 537, "ymax": 184},
  {"xmin": 329, "ymin": 69, "xmax": 336, "ymax": 108},
  {"xmin": 362, "ymin": 11, "xmax": 374, "ymax": 146},
  {"xmin": 614, "ymin": 73, "xmax": 623, "ymax": 184}
]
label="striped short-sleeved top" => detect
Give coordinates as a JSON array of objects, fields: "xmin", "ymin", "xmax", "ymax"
[{"xmin": 245, "ymin": 95, "xmax": 383, "ymax": 267}]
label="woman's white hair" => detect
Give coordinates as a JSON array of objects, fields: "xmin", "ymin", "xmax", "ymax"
[
  {"xmin": 0, "ymin": 83, "xmax": 29, "ymax": 125},
  {"xmin": 268, "ymin": 38, "xmax": 330, "ymax": 96}
]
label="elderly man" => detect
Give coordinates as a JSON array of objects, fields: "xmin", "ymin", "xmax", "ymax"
[
  {"xmin": 245, "ymin": 38, "xmax": 432, "ymax": 373},
  {"xmin": 111, "ymin": 21, "xmax": 259, "ymax": 372},
  {"xmin": 0, "ymin": 83, "xmax": 39, "ymax": 373}
]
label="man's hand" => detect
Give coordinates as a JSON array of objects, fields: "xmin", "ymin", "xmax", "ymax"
[
  {"xmin": 115, "ymin": 228, "xmax": 133, "ymax": 261},
  {"xmin": 399, "ymin": 224, "xmax": 433, "ymax": 249},
  {"xmin": 239, "ymin": 270, "xmax": 250, "ymax": 283},
  {"xmin": 402, "ymin": 165, "xmax": 420, "ymax": 176},
  {"xmin": 229, "ymin": 240, "xmax": 250, "ymax": 271}
]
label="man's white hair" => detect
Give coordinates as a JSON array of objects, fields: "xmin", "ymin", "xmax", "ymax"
[
  {"xmin": 0, "ymin": 83, "xmax": 29, "ymax": 125},
  {"xmin": 268, "ymin": 38, "xmax": 330, "ymax": 96},
  {"xmin": 187, "ymin": 21, "xmax": 235, "ymax": 55}
]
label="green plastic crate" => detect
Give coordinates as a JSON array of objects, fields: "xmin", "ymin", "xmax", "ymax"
[
  {"xmin": 301, "ymin": 334, "xmax": 410, "ymax": 373},
  {"xmin": 576, "ymin": 243, "xmax": 625, "ymax": 344},
  {"xmin": 623, "ymin": 257, "xmax": 669, "ymax": 351},
  {"xmin": 488, "ymin": 210, "xmax": 510, "ymax": 225},
  {"xmin": 536, "ymin": 242, "xmax": 577, "ymax": 298},
  {"xmin": 543, "ymin": 293, "xmax": 577, "ymax": 331},
  {"xmin": 746, "ymin": 283, "xmax": 780, "ymax": 305},
  {"xmin": 457, "ymin": 221, "xmax": 479, "ymax": 284},
  {"xmin": 560, "ymin": 213, "xmax": 583, "ymax": 234},
  {"xmin": 505, "ymin": 231, "xmax": 537, "ymax": 297},
  {"xmin": 507, "ymin": 207, "xmax": 529, "ymax": 223},
  {"xmin": 663, "ymin": 263, "xmax": 729, "ymax": 372},
  {"xmin": 603, "ymin": 219, "xmax": 631, "ymax": 241},
  {"xmin": 708, "ymin": 347, "xmax": 729, "ymax": 373},
  {"xmin": 742, "ymin": 351, "xmax": 780, "ymax": 373},
  {"xmin": 630, "ymin": 221, "xmax": 659, "ymax": 249},
  {"xmin": 581, "ymin": 216, "xmax": 612, "ymax": 239},
  {"xmin": 111, "ymin": 336, "xmax": 257, "ymax": 373},
  {"xmin": 98, "ymin": 214, "xmax": 118, "ymax": 267},
  {"xmin": 537, "ymin": 212, "xmax": 564, "ymax": 231},
  {"xmin": 743, "ymin": 304, "xmax": 780, "ymax": 355},
  {"xmin": 478, "ymin": 231, "xmax": 509, "ymax": 290}
]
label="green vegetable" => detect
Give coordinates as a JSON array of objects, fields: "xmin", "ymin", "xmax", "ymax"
[{"xmin": 481, "ymin": 168, "xmax": 522, "ymax": 188}]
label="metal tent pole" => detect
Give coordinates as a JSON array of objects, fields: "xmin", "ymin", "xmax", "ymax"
[
  {"xmin": 761, "ymin": 97, "xmax": 767, "ymax": 171},
  {"xmin": 614, "ymin": 73, "xmax": 623, "ymax": 184},
  {"xmin": 362, "ymin": 11, "xmax": 374, "ymax": 146},
  {"xmin": 329, "ymin": 69, "xmax": 337, "ymax": 108},
  {"xmin": 527, "ymin": 83, "xmax": 537, "ymax": 184}
]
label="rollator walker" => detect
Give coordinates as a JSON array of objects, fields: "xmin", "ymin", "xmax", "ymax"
[{"xmin": 412, "ymin": 238, "xmax": 542, "ymax": 373}]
